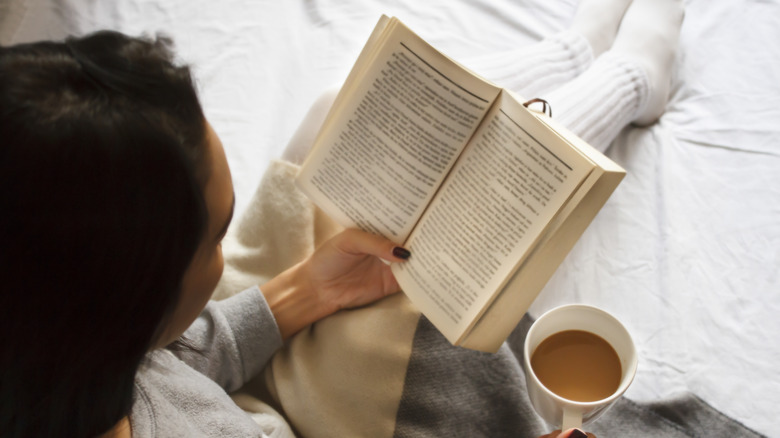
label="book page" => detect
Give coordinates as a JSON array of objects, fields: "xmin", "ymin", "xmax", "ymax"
[
  {"xmin": 297, "ymin": 18, "xmax": 501, "ymax": 244},
  {"xmin": 392, "ymin": 91, "xmax": 595, "ymax": 342}
]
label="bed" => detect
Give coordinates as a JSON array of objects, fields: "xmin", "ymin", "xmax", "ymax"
[{"xmin": 3, "ymin": 0, "xmax": 777, "ymax": 436}]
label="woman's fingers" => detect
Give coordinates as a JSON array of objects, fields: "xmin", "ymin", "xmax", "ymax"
[
  {"xmin": 333, "ymin": 228, "xmax": 411, "ymax": 263},
  {"xmin": 539, "ymin": 429, "xmax": 594, "ymax": 438}
]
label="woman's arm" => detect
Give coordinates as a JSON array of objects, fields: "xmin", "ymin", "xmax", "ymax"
[
  {"xmin": 261, "ymin": 228, "xmax": 409, "ymax": 340},
  {"xmin": 170, "ymin": 286, "xmax": 282, "ymax": 393},
  {"xmin": 171, "ymin": 228, "xmax": 410, "ymax": 391}
]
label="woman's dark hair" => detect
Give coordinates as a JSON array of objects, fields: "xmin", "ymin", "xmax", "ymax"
[{"xmin": 0, "ymin": 31, "xmax": 209, "ymax": 437}]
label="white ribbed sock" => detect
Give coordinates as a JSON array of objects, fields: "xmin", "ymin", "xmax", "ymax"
[
  {"xmin": 543, "ymin": 52, "xmax": 649, "ymax": 152},
  {"xmin": 464, "ymin": 30, "xmax": 593, "ymax": 99},
  {"xmin": 570, "ymin": 0, "xmax": 634, "ymax": 57},
  {"xmin": 611, "ymin": 0, "xmax": 684, "ymax": 125}
]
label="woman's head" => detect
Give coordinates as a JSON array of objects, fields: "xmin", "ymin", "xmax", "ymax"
[{"xmin": 0, "ymin": 31, "xmax": 221, "ymax": 436}]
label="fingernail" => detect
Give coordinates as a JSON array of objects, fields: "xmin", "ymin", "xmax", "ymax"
[
  {"xmin": 569, "ymin": 429, "xmax": 587, "ymax": 438},
  {"xmin": 392, "ymin": 246, "xmax": 411, "ymax": 260}
]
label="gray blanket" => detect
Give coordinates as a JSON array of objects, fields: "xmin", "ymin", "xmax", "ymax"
[{"xmin": 394, "ymin": 315, "xmax": 763, "ymax": 437}]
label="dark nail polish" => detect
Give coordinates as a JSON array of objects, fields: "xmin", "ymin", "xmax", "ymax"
[
  {"xmin": 392, "ymin": 246, "xmax": 411, "ymax": 260},
  {"xmin": 569, "ymin": 429, "xmax": 588, "ymax": 438}
]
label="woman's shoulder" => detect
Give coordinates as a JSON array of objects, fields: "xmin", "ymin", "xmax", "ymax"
[{"xmin": 131, "ymin": 350, "xmax": 264, "ymax": 437}]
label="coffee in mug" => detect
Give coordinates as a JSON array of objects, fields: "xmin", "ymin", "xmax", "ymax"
[
  {"xmin": 523, "ymin": 304, "xmax": 637, "ymax": 430},
  {"xmin": 530, "ymin": 329, "xmax": 622, "ymax": 402}
]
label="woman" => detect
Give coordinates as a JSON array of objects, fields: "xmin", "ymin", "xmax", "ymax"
[{"xmin": 0, "ymin": 30, "xmax": 591, "ymax": 438}]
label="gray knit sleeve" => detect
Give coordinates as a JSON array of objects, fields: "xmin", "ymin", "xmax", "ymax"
[{"xmin": 170, "ymin": 286, "xmax": 283, "ymax": 393}]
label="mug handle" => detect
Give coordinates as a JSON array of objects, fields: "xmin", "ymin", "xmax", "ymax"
[{"xmin": 562, "ymin": 407, "xmax": 582, "ymax": 431}]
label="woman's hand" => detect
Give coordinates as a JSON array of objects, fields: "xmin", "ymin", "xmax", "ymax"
[
  {"xmin": 304, "ymin": 228, "xmax": 409, "ymax": 310},
  {"xmin": 539, "ymin": 429, "xmax": 595, "ymax": 438},
  {"xmin": 260, "ymin": 228, "xmax": 410, "ymax": 339}
]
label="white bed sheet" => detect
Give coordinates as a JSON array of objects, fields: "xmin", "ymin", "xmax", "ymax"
[{"xmin": 4, "ymin": 0, "xmax": 778, "ymax": 435}]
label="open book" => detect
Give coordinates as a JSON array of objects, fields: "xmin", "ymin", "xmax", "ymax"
[{"xmin": 296, "ymin": 16, "xmax": 625, "ymax": 353}]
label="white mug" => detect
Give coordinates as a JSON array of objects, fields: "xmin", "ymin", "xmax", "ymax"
[{"xmin": 523, "ymin": 304, "xmax": 638, "ymax": 430}]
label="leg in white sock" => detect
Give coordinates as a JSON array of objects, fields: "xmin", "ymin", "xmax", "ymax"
[
  {"xmin": 466, "ymin": 0, "xmax": 634, "ymax": 98},
  {"xmin": 544, "ymin": 53, "xmax": 648, "ymax": 152},
  {"xmin": 465, "ymin": 31, "xmax": 593, "ymax": 99},
  {"xmin": 281, "ymin": 87, "xmax": 340, "ymax": 165},
  {"xmin": 543, "ymin": 0, "xmax": 684, "ymax": 150},
  {"xmin": 570, "ymin": 0, "xmax": 634, "ymax": 58},
  {"xmin": 611, "ymin": 0, "xmax": 685, "ymax": 125}
]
